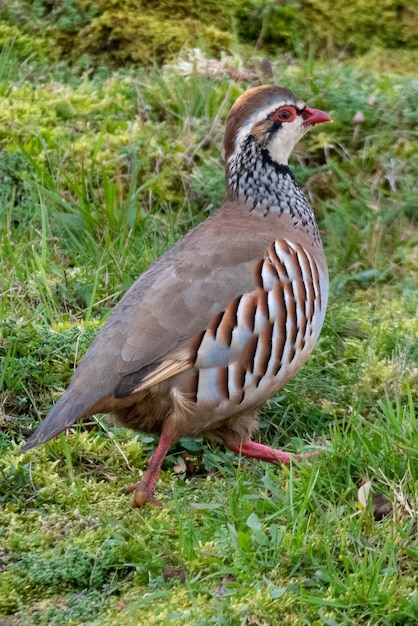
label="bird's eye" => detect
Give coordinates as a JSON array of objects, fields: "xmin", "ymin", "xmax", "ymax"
[{"xmin": 272, "ymin": 106, "xmax": 297, "ymax": 123}]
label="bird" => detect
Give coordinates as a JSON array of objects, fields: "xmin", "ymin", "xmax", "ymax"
[{"xmin": 23, "ymin": 85, "xmax": 331, "ymax": 507}]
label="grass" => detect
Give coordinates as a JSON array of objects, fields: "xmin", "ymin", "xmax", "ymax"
[{"xmin": 0, "ymin": 44, "xmax": 417, "ymax": 625}]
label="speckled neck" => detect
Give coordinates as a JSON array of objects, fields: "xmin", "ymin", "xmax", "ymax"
[{"xmin": 227, "ymin": 136, "xmax": 321, "ymax": 243}]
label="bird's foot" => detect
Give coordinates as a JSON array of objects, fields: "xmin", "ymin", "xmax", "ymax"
[
  {"xmin": 122, "ymin": 425, "xmax": 176, "ymax": 508},
  {"xmin": 122, "ymin": 480, "xmax": 162, "ymax": 508},
  {"xmin": 229, "ymin": 441, "xmax": 318, "ymax": 465}
]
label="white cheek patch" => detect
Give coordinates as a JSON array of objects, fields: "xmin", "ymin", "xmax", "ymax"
[
  {"xmin": 267, "ymin": 117, "xmax": 308, "ymax": 165},
  {"xmin": 232, "ymin": 98, "xmax": 306, "ymax": 163}
]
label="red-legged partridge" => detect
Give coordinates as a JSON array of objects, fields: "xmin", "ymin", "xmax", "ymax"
[{"xmin": 23, "ymin": 85, "xmax": 331, "ymax": 507}]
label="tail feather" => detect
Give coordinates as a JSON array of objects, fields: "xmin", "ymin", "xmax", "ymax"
[{"xmin": 22, "ymin": 390, "xmax": 94, "ymax": 451}]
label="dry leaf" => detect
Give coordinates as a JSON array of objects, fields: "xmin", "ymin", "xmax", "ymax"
[
  {"xmin": 214, "ymin": 573, "xmax": 236, "ymax": 595},
  {"xmin": 372, "ymin": 493, "xmax": 392, "ymax": 521},
  {"xmin": 162, "ymin": 568, "xmax": 186, "ymax": 583}
]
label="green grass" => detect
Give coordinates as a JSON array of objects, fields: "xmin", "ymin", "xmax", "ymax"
[{"xmin": 0, "ymin": 45, "xmax": 417, "ymax": 625}]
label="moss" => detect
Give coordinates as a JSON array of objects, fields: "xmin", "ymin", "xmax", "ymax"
[
  {"xmin": 0, "ymin": 572, "xmax": 19, "ymax": 615},
  {"xmin": 1, "ymin": 0, "xmax": 417, "ymax": 67},
  {"xmin": 0, "ymin": 22, "xmax": 53, "ymax": 62},
  {"xmin": 235, "ymin": 0, "xmax": 303, "ymax": 51},
  {"xmin": 145, "ymin": 0, "xmax": 239, "ymax": 28},
  {"xmin": 236, "ymin": 0, "xmax": 417, "ymax": 56},
  {"xmin": 301, "ymin": 0, "xmax": 416, "ymax": 54},
  {"xmin": 1, "ymin": 320, "xmax": 99, "ymax": 421},
  {"xmin": 72, "ymin": 10, "xmax": 233, "ymax": 67},
  {"xmin": 0, "ymin": 149, "xmax": 35, "ymax": 230},
  {"xmin": 0, "ymin": 541, "xmax": 129, "ymax": 614},
  {"xmin": 1, "ymin": 0, "xmax": 236, "ymax": 67},
  {"xmin": 354, "ymin": 48, "xmax": 418, "ymax": 76}
]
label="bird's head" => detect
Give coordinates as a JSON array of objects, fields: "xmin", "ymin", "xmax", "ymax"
[{"xmin": 224, "ymin": 85, "xmax": 331, "ymax": 167}]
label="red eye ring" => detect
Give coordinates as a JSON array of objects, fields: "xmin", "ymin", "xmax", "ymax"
[{"xmin": 272, "ymin": 106, "xmax": 297, "ymax": 123}]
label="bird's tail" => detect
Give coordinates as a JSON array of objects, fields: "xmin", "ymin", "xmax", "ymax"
[{"xmin": 22, "ymin": 388, "xmax": 95, "ymax": 451}]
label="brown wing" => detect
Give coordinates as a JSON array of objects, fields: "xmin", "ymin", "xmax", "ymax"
[{"xmin": 74, "ymin": 201, "xmax": 277, "ymax": 399}]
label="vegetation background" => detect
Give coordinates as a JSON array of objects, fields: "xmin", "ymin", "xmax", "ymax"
[{"xmin": 0, "ymin": 1, "xmax": 417, "ymax": 624}]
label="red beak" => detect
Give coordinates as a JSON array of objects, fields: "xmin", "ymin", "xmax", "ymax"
[{"xmin": 303, "ymin": 106, "xmax": 332, "ymax": 125}]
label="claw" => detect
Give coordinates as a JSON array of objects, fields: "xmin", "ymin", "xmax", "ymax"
[{"xmin": 122, "ymin": 480, "xmax": 161, "ymax": 508}]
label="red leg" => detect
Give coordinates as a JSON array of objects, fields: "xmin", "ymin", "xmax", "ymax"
[
  {"xmin": 229, "ymin": 440, "xmax": 317, "ymax": 466},
  {"xmin": 123, "ymin": 425, "xmax": 176, "ymax": 508}
]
